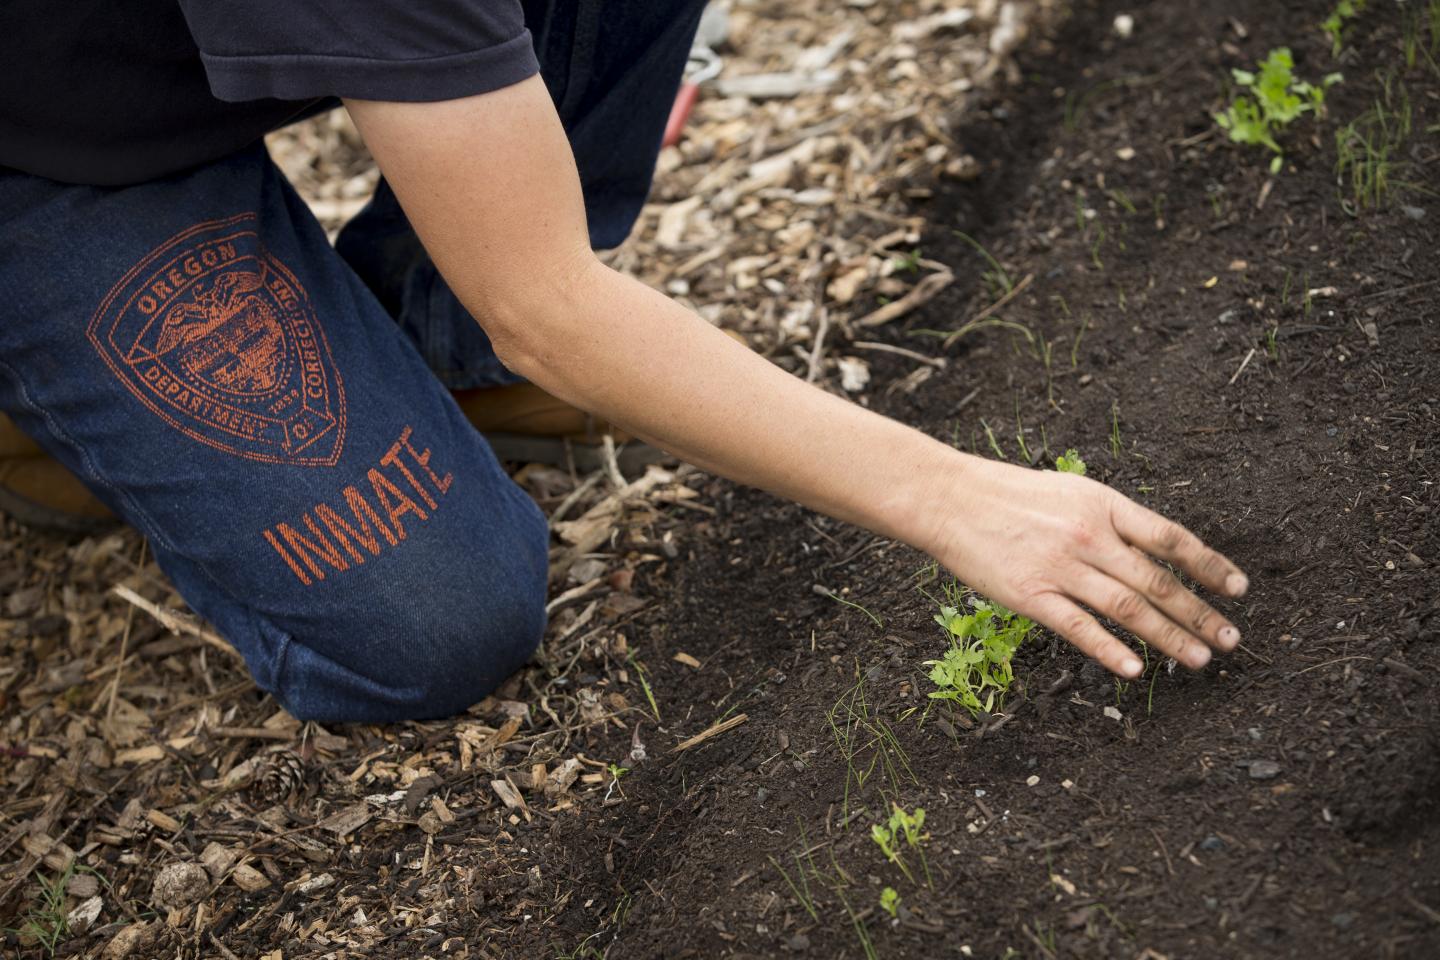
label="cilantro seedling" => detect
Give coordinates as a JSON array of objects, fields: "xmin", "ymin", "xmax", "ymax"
[
  {"xmin": 879, "ymin": 886, "xmax": 901, "ymax": 918},
  {"xmin": 1055, "ymin": 449, "xmax": 1088, "ymax": 476},
  {"xmin": 924, "ymin": 583, "xmax": 1035, "ymax": 718},
  {"xmin": 1322, "ymin": 0, "xmax": 1366, "ymax": 57},
  {"xmin": 870, "ymin": 804, "xmax": 931, "ymax": 887},
  {"xmin": 1215, "ymin": 48, "xmax": 1343, "ymax": 174}
]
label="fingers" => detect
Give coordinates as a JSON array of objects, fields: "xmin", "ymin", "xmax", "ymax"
[
  {"xmin": 1110, "ymin": 498, "xmax": 1249, "ymax": 599},
  {"xmin": 1028, "ymin": 594, "xmax": 1144, "ymax": 679},
  {"xmin": 1072, "ymin": 568, "xmax": 1214, "ymax": 670},
  {"xmin": 1100, "ymin": 547, "xmax": 1242, "ymax": 654}
]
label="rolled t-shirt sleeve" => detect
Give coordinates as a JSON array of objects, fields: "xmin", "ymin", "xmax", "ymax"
[{"xmin": 177, "ymin": 0, "xmax": 539, "ymax": 103}]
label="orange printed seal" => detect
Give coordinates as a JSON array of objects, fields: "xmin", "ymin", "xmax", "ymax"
[{"xmin": 87, "ymin": 214, "xmax": 345, "ymax": 466}]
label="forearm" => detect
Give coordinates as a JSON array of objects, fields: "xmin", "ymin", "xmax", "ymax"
[{"xmin": 500, "ymin": 257, "xmax": 969, "ymax": 555}]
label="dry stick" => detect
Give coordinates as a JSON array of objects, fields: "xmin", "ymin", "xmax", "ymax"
[
  {"xmin": 672, "ymin": 713, "xmax": 749, "ymax": 752},
  {"xmin": 858, "ymin": 270, "xmax": 955, "ymax": 329},
  {"xmin": 207, "ymin": 932, "xmax": 244, "ymax": 960},
  {"xmin": 941, "ymin": 272, "xmax": 1035, "ymax": 348},
  {"xmin": 109, "ymin": 585, "xmax": 243, "ymax": 661},
  {"xmin": 106, "ymin": 541, "xmax": 148, "ymax": 722},
  {"xmin": 849, "ymin": 341, "xmax": 947, "ymax": 368},
  {"xmin": 1149, "ymin": 826, "xmax": 1176, "ymax": 877},
  {"xmin": 549, "ymin": 470, "xmax": 603, "ymax": 526},
  {"xmin": 806, "ymin": 306, "xmax": 831, "ymax": 383},
  {"xmin": 1228, "ymin": 347, "xmax": 1257, "ymax": 386}
]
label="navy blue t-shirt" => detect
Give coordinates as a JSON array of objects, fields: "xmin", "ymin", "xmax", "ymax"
[{"xmin": 0, "ymin": 0, "xmax": 539, "ymax": 186}]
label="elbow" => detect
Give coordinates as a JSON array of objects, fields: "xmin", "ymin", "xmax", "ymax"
[{"xmin": 468, "ymin": 245, "xmax": 605, "ymax": 381}]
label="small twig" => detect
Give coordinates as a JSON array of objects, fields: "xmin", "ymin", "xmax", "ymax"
[
  {"xmin": 600, "ymin": 435, "xmax": 627, "ymax": 490},
  {"xmin": 673, "ymin": 713, "xmax": 749, "ymax": 752},
  {"xmin": 1405, "ymin": 893, "xmax": 1440, "ymax": 925},
  {"xmin": 208, "ymin": 932, "xmax": 243, "ymax": 960},
  {"xmin": 849, "ymin": 341, "xmax": 947, "ymax": 368},
  {"xmin": 1149, "ymin": 827, "xmax": 1176, "ymax": 877},
  {"xmin": 1292, "ymin": 655, "xmax": 1372, "ymax": 677},
  {"xmin": 806, "ymin": 307, "xmax": 831, "ymax": 383},
  {"xmin": 549, "ymin": 470, "xmax": 603, "ymax": 526},
  {"xmin": 857, "ymin": 270, "xmax": 955, "ymax": 328},
  {"xmin": 1227, "ymin": 347, "xmax": 1256, "ymax": 386},
  {"xmin": 109, "ymin": 585, "xmax": 242, "ymax": 661}
]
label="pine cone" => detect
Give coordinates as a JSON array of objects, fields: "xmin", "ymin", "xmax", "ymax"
[{"xmin": 251, "ymin": 749, "xmax": 305, "ymax": 805}]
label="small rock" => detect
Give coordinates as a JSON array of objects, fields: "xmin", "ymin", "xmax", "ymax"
[
  {"xmin": 1401, "ymin": 205, "xmax": 1427, "ymax": 221},
  {"xmin": 1217, "ymin": 308, "xmax": 1240, "ymax": 325},
  {"xmin": 152, "ymin": 862, "xmax": 209, "ymax": 910},
  {"xmin": 1026, "ymin": 775, "xmax": 1041, "ymax": 787},
  {"xmin": 1103, "ymin": 705, "xmax": 1123, "ymax": 721},
  {"xmin": 756, "ymin": 787, "xmax": 770, "ymax": 804},
  {"xmin": 1199, "ymin": 835, "xmax": 1226, "ymax": 852},
  {"xmin": 1113, "ymin": 14, "xmax": 1135, "ymax": 38},
  {"xmin": 787, "ymin": 933, "xmax": 812, "ymax": 951},
  {"xmin": 1247, "ymin": 760, "xmax": 1282, "ymax": 780},
  {"xmin": 1332, "ymin": 912, "xmax": 1356, "ymax": 930}
]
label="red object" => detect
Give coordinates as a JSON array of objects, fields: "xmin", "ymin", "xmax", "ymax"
[{"xmin": 662, "ymin": 82, "xmax": 702, "ymax": 148}]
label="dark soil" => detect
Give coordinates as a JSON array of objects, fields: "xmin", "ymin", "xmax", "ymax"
[
  {"xmin": 512, "ymin": 1, "xmax": 1440, "ymax": 957},
  {"xmin": 7, "ymin": 1, "xmax": 1435, "ymax": 958}
]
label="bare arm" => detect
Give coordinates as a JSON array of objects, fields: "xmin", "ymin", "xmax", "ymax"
[{"xmin": 345, "ymin": 78, "xmax": 1248, "ymax": 678}]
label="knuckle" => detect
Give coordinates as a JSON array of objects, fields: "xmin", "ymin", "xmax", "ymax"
[
  {"xmin": 1062, "ymin": 611, "xmax": 1095, "ymax": 640},
  {"xmin": 1111, "ymin": 588, "xmax": 1147, "ymax": 623},
  {"xmin": 1153, "ymin": 520, "xmax": 1186, "ymax": 553},
  {"xmin": 1189, "ymin": 604, "xmax": 1216, "ymax": 635},
  {"xmin": 1147, "ymin": 564, "xmax": 1178, "ymax": 600}
]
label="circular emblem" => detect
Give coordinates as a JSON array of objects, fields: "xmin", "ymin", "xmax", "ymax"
[{"xmin": 88, "ymin": 214, "xmax": 346, "ymax": 466}]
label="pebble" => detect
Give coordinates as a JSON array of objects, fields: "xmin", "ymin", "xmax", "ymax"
[
  {"xmin": 1401, "ymin": 205, "xmax": 1427, "ymax": 221},
  {"xmin": 1247, "ymin": 760, "xmax": 1282, "ymax": 780},
  {"xmin": 152, "ymin": 862, "xmax": 209, "ymax": 909},
  {"xmin": 787, "ymin": 933, "xmax": 812, "ymax": 951},
  {"xmin": 1199, "ymin": 835, "xmax": 1226, "ymax": 852},
  {"xmin": 1332, "ymin": 912, "xmax": 1356, "ymax": 930}
]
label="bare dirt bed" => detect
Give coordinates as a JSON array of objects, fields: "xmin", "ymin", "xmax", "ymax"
[{"xmin": 4, "ymin": 0, "xmax": 1438, "ymax": 958}]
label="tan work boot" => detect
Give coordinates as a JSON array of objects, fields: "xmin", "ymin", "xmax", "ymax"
[
  {"xmin": 453, "ymin": 382, "xmax": 666, "ymax": 474},
  {"xmin": 0, "ymin": 415, "xmax": 116, "ymax": 534}
]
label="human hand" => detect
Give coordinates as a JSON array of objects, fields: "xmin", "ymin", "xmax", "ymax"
[{"xmin": 931, "ymin": 458, "xmax": 1249, "ymax": 678}]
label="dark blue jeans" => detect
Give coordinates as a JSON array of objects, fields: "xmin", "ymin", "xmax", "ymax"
[{"xmin": 0, "ymin": 0, "xmax": 706, "ymax": 722}]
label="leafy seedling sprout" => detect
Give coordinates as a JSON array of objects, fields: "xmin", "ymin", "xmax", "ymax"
[
  {"xmin": 870, "ymin": 804, "xmax": 932, "ymax": 887},
  {"xmin": 1215, "ymin": 47, "xmax": 1343, "ymax": 174},
  {"xmin": 924, "ymin": 581, "xmax": 1035, "ymax": 718},
  {"xmin": 880, "ymin": 886, "xmax": 901, "ymax": 918},
  {"xmin": 1055, "ymin": 449, "xmax": 1087, "ymax": 476}
]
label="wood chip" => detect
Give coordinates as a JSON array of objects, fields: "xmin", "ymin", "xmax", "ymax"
[{"xmin": 672, "ymin": 652, "xmax": 702, "ymax": 668}]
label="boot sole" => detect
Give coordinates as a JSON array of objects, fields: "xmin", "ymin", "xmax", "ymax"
[{"xmin": 0, "ymin": 486, "xmax": 120, "ymax": 537}]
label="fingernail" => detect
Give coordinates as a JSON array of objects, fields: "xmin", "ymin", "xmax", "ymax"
[
  {"xmin": 1192, "ymin": 645, "xmax": 1212, "ymax": 668},
  {"xmin": 1219, "ymin": 625, "xmax": 1240, "ymax": 649},
  {"xmin": 1225, "ymin": 573, "xmax": 1249, "ymax": 597},
  {"xmin": 1122, "ymin": 657, "xmax": 1143, "ymax": 678}
]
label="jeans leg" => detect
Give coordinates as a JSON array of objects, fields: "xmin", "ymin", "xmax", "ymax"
[{"xmin": 0, "ymin": 148, "xmax": 549, "ymax": 723}]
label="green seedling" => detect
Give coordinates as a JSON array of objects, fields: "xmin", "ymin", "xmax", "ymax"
[
  {"xmin": 925, "ymin": 584, "xmax": 1036, "ymax": 717},
  {"xmin": 980, "ymin": 418, "xmax": 1007, "ymax": 460},
  {"xmin": 628, "ymin": 655, "xmax": 661, "ymax": 722},
  {"xmin": 1109, "ymin": 402, "xmax": 1123, "ymax": 458},
  {"xmin": 1055, "ymin": 449, "xmax": 1088, "ymax": 476},
  {"xmin": 1215, "ymin": 47, "xmax": 1343, "ymax": 174},
  {"xmin": 828, "ymin": 674, "xmax": 917, "ymax": 818},
  {"xmin": 1336, "ymin": 72, "xmax": 1420, "ymax": 211},
  {"xmin": 870, "ymin": 804, "xmax": 931, "ymax": 887},
  {"xmin": 892, "ymin": 247, "xmax": 924, "ymax": 273},
  {"xmin": 880, "ymin": 886, "xmax": 901, "ymax": 918},
  {"xmin": 953, "ymin": 230, "xmax": 1014, "ymax": 299},
  {"xmin": 1321, "ymin": 0, "xmax": 1366, "ymax": 57},
  {"xmin": 6, "ymin": 865, "xmax": 85, "ymax": 957},
  {"xmin": 605, "ymin": 763, "xmax": 629, "ymax": 800}
]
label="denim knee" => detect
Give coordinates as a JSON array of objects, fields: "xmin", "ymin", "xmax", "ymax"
[{"xmin": 213, "ymin": 487, "xmax": 551, "ymax": 724}]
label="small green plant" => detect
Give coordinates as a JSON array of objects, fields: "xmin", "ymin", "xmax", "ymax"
[
  {"xmin": 828, "ymin": 674, "xmax": 916, "ymax": 818},
  {"xmin": 953, "ymin": 230, "xmax": 1014, "ymax": 300},
  {"xmin": 925, "ymin": 583, "xmax": 1035, "ymax": 717},
  {"xmin": 1336, "ymin": 72, "xmax": 1419, "ymax": 211},
  {"xmin": 1322, "ymin": 0, "xmax": 1366, "ymax": 57},
  {"xmin": 879, "ymin": 886, "xmax": 901, "ymax": 918},
  {"xmin": 7, "ymin": 867, "xmax": 75, "ymax": 957},
  {"xmin": 870, "ymin": 804, "xmax": 931, "ymax": 887},
  {"xmin": 1215, "ymin": 48, "xmax": 1343, "ymax": 174},
  {"xmin": 1055, "ymin": 449, "xmax": 1088, "ymax": 476}
]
